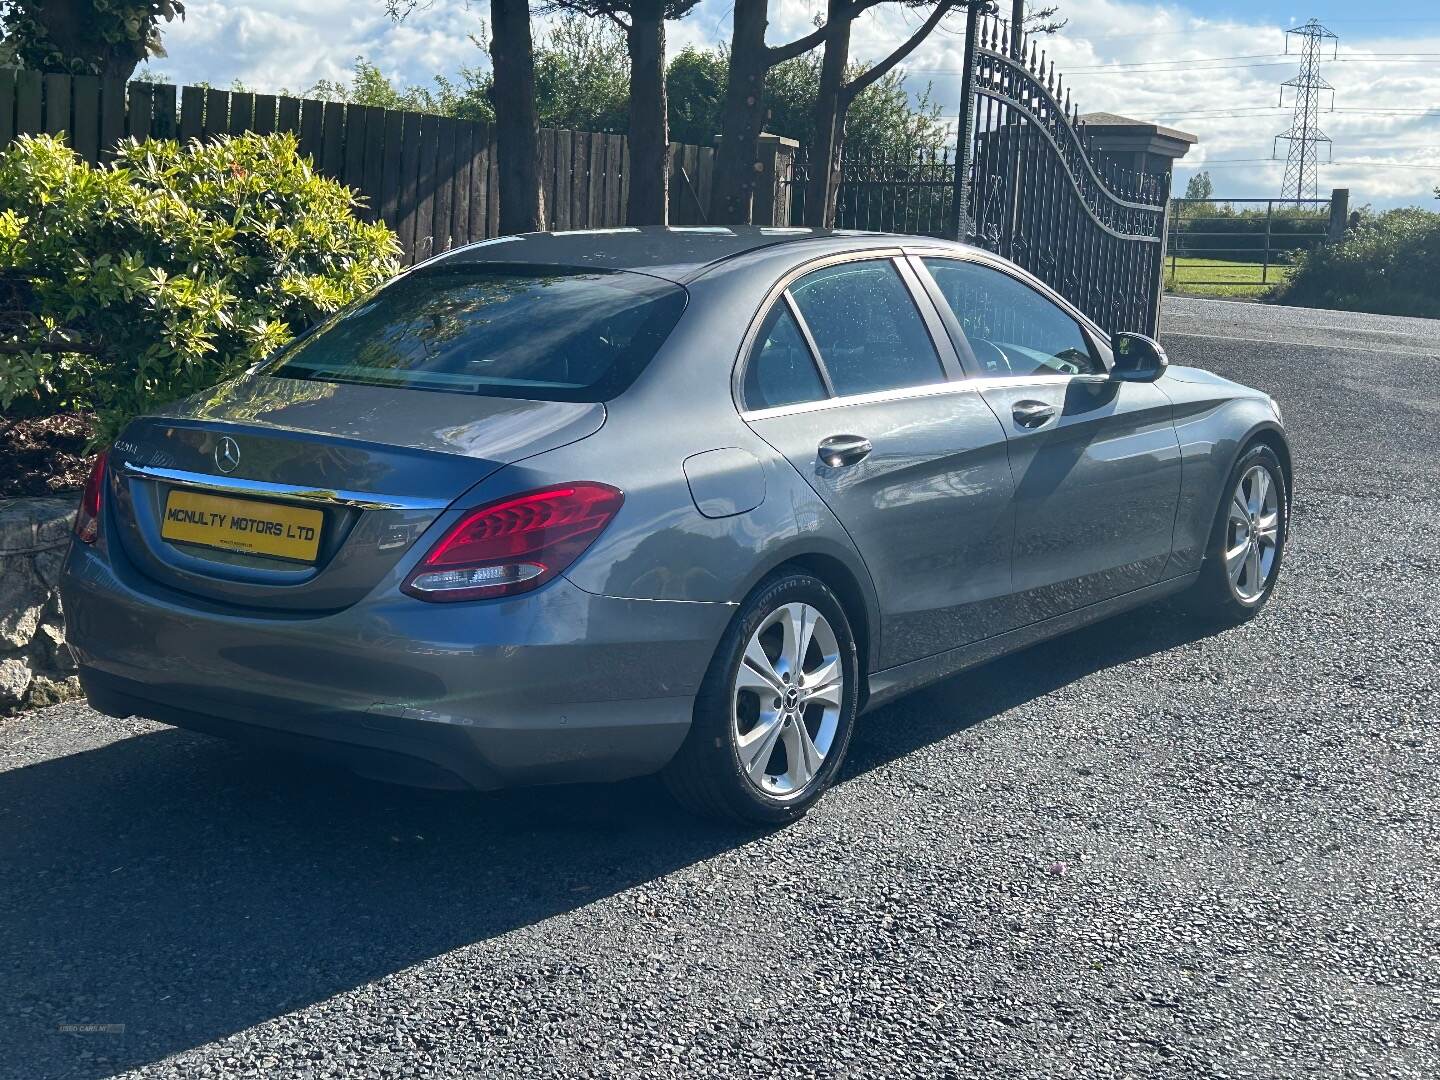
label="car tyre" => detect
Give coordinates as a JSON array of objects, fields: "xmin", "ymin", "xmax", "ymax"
[
  {"xmin": 663, "ymin": 571, "xmax": 860, "ymax": 826},
  {"xmin": 1178, "ymin": 441, "xmax": 1287, "ymax": 623}
]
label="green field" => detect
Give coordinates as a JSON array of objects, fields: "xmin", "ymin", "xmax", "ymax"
[{"xmin": 1163, "ymin": 257, "xmax": 1296, "ymax": 298}]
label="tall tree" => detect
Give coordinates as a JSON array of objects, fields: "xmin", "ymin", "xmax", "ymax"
[
  {"xmin": 1184, "ymin": 171, "xmax": 1214, "ymax": 201},
  {"xmin": 0, "ymin": 0, "xmax": 183, "ymax": 79},
  {"xmin": 804, "ymin": 0, "xmax": 957, "ymax": 228},
  {"xmin": 543, "ymin": 1, "xmax": 700, "ymax": 225},
  {"xmin": 386, "ymin": 1, "xmax": 544, "ymax": 234},
  {"xmin": 804, "ymin": 1, "xmax": 1064, "ymax": 227},
  {"xmin": 489, "ymin": 0, "xmax": 546, "ymax": 232},
  {"xmin": 711, "ymin": 0, "xmax": 830, "ymax": 226}
]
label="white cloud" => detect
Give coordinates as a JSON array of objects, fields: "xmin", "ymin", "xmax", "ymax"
[{"xmin": 140, "ymin": 0, "xmax": 1440, "ymax": 207}]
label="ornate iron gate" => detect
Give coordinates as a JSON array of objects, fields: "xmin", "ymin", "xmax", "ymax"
[
  {"xmin": 954, "ymin": 6, "xmax": 1170, "ymax": 335},
  {"xmin": 789, "ymin": 3, "xmax": 1171, "ymax": 336}
]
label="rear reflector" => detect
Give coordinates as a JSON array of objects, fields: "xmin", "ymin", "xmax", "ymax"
[
  {"xmin": 401, "ymin": 482, "xmax": 623, "ymax": 602},
  {"xmin": 74, "ymin": 449, "xmax": 109, "ymax": 544}
]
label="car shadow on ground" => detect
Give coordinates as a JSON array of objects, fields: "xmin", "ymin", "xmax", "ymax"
[{"xmin": 0, "ymin": 600, "xmax": 1221, "ymax": 1080}]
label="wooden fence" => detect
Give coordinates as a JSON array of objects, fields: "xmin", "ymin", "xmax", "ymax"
[{"xmin": 0, "ymin": 69, "xmax": 717, "ymax": 263}]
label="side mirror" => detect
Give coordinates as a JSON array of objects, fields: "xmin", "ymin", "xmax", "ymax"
[{"xmin": 1110, "ymin": 332, "xmax": 1169, "ymax": 383}]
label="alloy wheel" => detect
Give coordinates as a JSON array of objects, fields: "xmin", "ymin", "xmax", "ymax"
[
  {"xmin": 731, "ymin": 602, "xmax": 844, "ymax": 800},
  {"xmin": 1225, "ymin": 464, "xmax": 1280, "ymax": 603}
]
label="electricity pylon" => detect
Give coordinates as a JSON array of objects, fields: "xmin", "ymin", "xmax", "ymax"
[{"xmin": 1274, "ymin": 19, "xmax": 1338, "ymax": 204}]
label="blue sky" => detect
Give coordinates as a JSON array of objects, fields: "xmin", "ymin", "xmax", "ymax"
[{"xmin": 140, "ymin": 2, "xmax": 1440, "ymax": 209}]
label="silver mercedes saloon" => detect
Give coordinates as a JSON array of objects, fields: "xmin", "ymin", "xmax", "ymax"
[{"xmin": 59, "ymin": 227, "xmax": 1290, "ymax": 824}]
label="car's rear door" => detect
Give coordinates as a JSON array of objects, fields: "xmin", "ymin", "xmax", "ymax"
[
  {"xmin": 913, "ymin": 254, "xmax": 1181, "ymax": 624},
  {"xmin": 739, "ymin": 253, "xmax": 1016, "ymax": 669}
]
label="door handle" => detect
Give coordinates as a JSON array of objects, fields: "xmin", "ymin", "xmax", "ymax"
[
  {"xmin": 817, "ymin": 434, "xmax": 873, "ymax": 468},
  {"xmin": 1012, "ymin": 400, "xmax": 1058, "ymax": 428}
]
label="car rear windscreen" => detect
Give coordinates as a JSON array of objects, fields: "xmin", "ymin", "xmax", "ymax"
[{"xmin": 269, "ymin": 264, "xmax": 688, "ymax": 401}]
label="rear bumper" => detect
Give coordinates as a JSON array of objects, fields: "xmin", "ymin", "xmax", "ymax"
[{"xmin": 60, "ymin": 540, "xmax": 734, "ymax": 790}]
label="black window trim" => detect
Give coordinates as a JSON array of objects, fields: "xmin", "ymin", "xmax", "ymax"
[
  {"xmin": 733, "ymin": 250, "xmax": 965, "ymax": 415},
  {"xmin": 781, "ymin": 292, "xmax": 837, "ymax": 398},
  {"xmin": 904, "ymin": 249, "xmax": 1113, "ymax": 379}
]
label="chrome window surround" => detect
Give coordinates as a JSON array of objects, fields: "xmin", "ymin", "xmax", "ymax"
[
  {"xmin": 731, "ymin": 248, "xmax": 966, "ymax": 415},
  {"xmin": 739, "ymin": 373, "xmax": 1087, "ymax": 422},
  {"xmin": 731, "ymin": 244, "xmax": 1113, "ymax": 421}
]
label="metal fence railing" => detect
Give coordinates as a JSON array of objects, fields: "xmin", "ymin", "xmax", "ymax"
[{"xmin": 1165, "ymin": 194, "xmax": 1348, "ymax": 290}]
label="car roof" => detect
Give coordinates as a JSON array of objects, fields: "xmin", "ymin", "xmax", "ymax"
[{"xmin": 433, "ymin": 225, "xmax": 950, "ymax": 283}]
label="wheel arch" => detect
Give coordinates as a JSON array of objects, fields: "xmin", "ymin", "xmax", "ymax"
[
  {"xmin": 740, "ymin": 548, "xmax": 880, "ymax": 710},
  {"xmin": 1242, "ymin": 422, "xmax": 1293, "ymax": 503}
]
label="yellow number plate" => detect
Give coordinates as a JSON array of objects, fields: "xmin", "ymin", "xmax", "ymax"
[{"xmin": 161, "ymin": 490, "xmax": 324, "ymax": 563}]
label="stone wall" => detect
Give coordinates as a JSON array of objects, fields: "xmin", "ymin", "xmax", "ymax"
[{"xmin": 1, "ymin": 496, "xmax": 81, "ymax": 713}]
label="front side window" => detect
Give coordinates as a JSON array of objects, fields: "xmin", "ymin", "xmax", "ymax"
[
  {"xmin": 787, "ymin": 260, "xmax": 945, "ymax": 397},
  {"xmin": 271, "ymin": 264, "xmax": 688, "ymax": 402},
  {"xmin": 922, "ymin": 258, "xmax": 1102, "ymax": 377},
  {"xmin": 743, "ymin": 303, "xmax": 828, "ymax": 410}
]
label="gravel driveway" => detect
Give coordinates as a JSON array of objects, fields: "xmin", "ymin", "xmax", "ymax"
[{"xmin": 3, "ymin": 296, "xmax": 1437, "ymax": 1080}]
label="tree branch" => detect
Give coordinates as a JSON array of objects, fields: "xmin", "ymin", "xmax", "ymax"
[
  {"xmin": 841, "ymin": 0, "xmax": 959, "ymax": 105},
  {"xmin": 766, "ymin": 22, "xmax": 833, "ymax": 66}
]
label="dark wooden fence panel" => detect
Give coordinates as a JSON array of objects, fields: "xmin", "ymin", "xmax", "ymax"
[
  {"xmin": 71, "ymin": 75, "xmax": 99, "ymax": 162},
  {"xmin": 297, "ymin": 97, "xmax": 323, "ymax": 161},
  {"xmin": 252, "ymin": 93, "xmax": 276, "ymax": 136},
  {"xmin": 359, "ymin": 106, "xmax": 386, "ymax": 224},
  {"xmin": 179, "ymin": 85, "xmax": 203, "ymax": 141},
  {"xmin": 126, "ymin": 83, "xmax": 153, "ymax": 141},
  {"xmin": 0, "ymin": 74, "xmax": 716, "ymax": 262},
  {"xmin": 15, "ymin": 71, "xmax": 41, "ymax": 134},
  {"xmin": 202, "ymin": 87, "xmax": 228, "ymax": 139},
  {"xmin": 433, "ymin": 116, "xmax": 458, "ymax": 254},
  {"xmin": 570, "ymin": 133, "xmax": 591, "ymax": 230},
  {"xmin": 227, "ymin": 90, "xmax": 253, "ymax": 136},
  {"xmin": 98, "ymin": 79, "xmax": 124, "ymax": 161},
  {"xmin": 0, "ymin": 69, "xmax": 14, "ymax": 147},
  {"xmin": 43, "ymin": 73, "xmax": 69, "ymax": 136},
  {"xmin": 378, "ymin": 109, "xmax": 404, "ymax": 227},
  {"xmin": 552, "ymin": 130, "xmax": 571, "ymax": 232},
  {"xmin": 275, "ymin": 95, "xmax": 300, "ymax": 135},
  {"xmin": 152, "ymin": 82, "xmax": 177, "ymax": 139}
]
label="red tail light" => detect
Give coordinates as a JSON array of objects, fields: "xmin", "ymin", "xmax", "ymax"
[
  {"xmin": 401, "ymin": 483, "xmax": 624, "ymax": 602},
  {"xmin": 74, "ymin": 449, "xmax": 109, "ymax": 544}
]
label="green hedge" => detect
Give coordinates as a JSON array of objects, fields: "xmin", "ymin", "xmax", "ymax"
[
  {"xmin": 0, "ymin": 132, "xmax": 400, "ymax": 439},
  {"xmin": 1268, "ymin": 208, "xmax": 1440, "ymax": 318}
]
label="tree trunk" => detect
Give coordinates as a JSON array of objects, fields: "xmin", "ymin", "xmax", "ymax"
[
  {"xmin": 626, "ymin": 0, "xmax": 669, "ymax": 225},
  {"xmin": 31, "ymin": 0, "xmax": 146, "ymax": 79},
  {"xmin": 804, "ymin": 3, "xmax": 852, "ymax": 228},
  {"xmin": 489, "ymin": 0, "xmax": 545, "ymax": 234},
  {"xmin": 712, "ymin": 0, "xmax": 772, "ymax": 227}
]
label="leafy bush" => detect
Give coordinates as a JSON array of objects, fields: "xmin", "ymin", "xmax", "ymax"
[
  {"xmin": 1269, "ymin": 207, "xmax": 1440, "ymax": 318},
  {"xmin": 0, "ymin": 131, "xmax": 400, "ymax": 439}
]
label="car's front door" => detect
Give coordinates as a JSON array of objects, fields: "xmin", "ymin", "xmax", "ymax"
[
  {"xmin": 916, "ymin": 255, "xmax": 1182, "ymax": 624},
  {"xmin": 740, "ymin": 255, "xmax": 1016, "ymax": 668}
]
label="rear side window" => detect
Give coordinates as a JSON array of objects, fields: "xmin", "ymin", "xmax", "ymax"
[
  {"xmin": 270, "ymin": 264, "xmax": 688, "ymax": 401},
  {"xmin": 743, "ymin": 304, "xmax": 828, "ymax": 410},
  {"xmin": 787, "ymin": 260, "xmax": 944, "ymax": 397}
]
